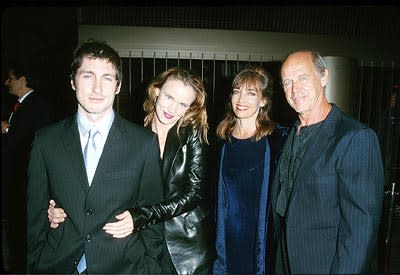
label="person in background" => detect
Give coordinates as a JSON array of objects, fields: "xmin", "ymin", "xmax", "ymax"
[
  {"xmin": 272, "ymin": 50, "xmax": 384, "ymax": 274},
  {"xmin": 48, "ymin": 67, "xmax": 216, "ymax": 274},
  {"xmin": 1, "ymin": 83, "xmax": 17, "ymax": 121},
  {"xmin": 212, "ymin": 67, "xmax": 288, "ymax": 274},
  {"xmin": 26, "ymin": 39, "xmax": 164, "ymax": 274},
  {"xmin": 1, "ymin": 65, "xmax": 53, "ymax": 273}
]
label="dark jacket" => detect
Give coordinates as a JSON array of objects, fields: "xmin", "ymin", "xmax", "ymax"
[
  {"xmin": 272, "ymin": 104, "xmax": 384, "ymax": 274},
  {"xmin": 27, "ymin": 113, "xmax": 164, "ymax": 274},
  {"xmin": 2, "ymin": 91, "xmax": 53, "ymax": 191},
  {"xmin": 2, "ymin": 91, "xmax": 53, "ymax": 272},
  {"xmin": 130, "ymin": 124, "xmax": 215, "ymax": 274}
]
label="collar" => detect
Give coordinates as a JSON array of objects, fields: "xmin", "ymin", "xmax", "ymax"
[
  {"xmin": 77, "ymin": 110, "xmax": 115, "ymax": 137},
  {"xmin": 18, "ymin": 90, "xmax": 34, "ymax": 103}
]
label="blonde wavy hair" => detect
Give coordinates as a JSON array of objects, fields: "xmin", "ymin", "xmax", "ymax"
[
  {"xmin": 217, "ymin": 66, "xmax": 276, "ymax": 141},
  {"xmin": 143, "ymin": 67, "xmax": 209, "ymax": 144}
]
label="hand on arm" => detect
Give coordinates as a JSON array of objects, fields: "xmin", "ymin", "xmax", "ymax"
[
  {"xmin": 48, "ymin": 199, "xmax": 67, "ymax": 228},
  {"xmin": 48, "ymin": 198, "xmax": 134, "ymax": 238},
  {"xmin": 103, "ymin": 211, "xmax": 134, "ymax": 238}
]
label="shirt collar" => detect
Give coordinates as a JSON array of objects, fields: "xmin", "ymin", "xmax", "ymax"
[
  {"xmin": 77, "ymin": 110, "xmax": 115, "ymax": 138},
  {"xmin": 19, "ymin": 90, "xmax": 34, "ymax": 103}
]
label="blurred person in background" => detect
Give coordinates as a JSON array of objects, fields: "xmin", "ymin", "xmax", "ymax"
[{"xmin": 1, "ymin": 65, "xmax": 53, "ymax": 273}]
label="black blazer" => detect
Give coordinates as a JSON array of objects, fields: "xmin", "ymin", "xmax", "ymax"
[
  {"xmin": 131, "ymin": 124, "xmax": 215, "ymax": 274},
  {"xmin": 27, "ymin": 113, "xmax": 164, "ymax": 274},
  {"xmin": 2, "ymin": 91, "xmax": 53, "ymax": 238},
  {"xmin": 3, "ymin": 91, "xmax": 52, "ymax": 167}
]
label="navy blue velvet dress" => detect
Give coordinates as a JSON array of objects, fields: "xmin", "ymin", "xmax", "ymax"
[{"xmin": 222, "ymin": 136, "xmax": 266, "ymax": 274}]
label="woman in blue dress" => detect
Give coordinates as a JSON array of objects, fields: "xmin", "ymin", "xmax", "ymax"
[{"xmin": 212, "ymin": 67, "xmax": 287, "ymax": 274}]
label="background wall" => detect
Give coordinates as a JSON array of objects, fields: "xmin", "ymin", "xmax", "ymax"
[{"xmin": 79, "ymin": 25, "xmax": 399, "ymax": 65}]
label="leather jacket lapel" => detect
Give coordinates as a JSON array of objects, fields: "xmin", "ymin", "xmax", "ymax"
[{"xmin": 161, "ymin": 125, "xmax": 185, "ymax": 183}]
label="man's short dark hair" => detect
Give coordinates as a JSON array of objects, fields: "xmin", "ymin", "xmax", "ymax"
[
  {"xmin": 70, "ymin": 39, "xmax": 122, "ymax": 85},
  {"xmin": 9, "ymin": 65, "xmax": 33, "ymax": 87}
]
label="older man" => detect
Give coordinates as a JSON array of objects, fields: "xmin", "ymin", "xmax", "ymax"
[{"xmin": 272, "ymin": 50, "xmax": 384, "ymax": 274}]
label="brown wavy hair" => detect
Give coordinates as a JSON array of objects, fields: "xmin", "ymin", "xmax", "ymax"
[
  {"xmin": 143, "ymin": 67, "xmax": 209, "ymax": 144},
  {"xmin": 216, "ymin": 66, "xmax": 276, "ymax": 141}
]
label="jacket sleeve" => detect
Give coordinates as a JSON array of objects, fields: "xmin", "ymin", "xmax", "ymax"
[
  {"xmin": 330, "ymin": 128, "xmax": 384, "ymax": 273},
  {"xmin": 129, "ymin": 128, "xmax": 207, "ymax": 231},
  {"xmin": 26, "ymin": 132, "xmax": 50, "ymax": 273}
]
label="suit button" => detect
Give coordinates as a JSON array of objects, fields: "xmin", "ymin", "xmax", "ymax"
[
  {"xmin": 86, "ymin": 208, "xmax": 94, "ymax": 215},
  {"xmin": 86, "ymin": 234, "xmax": 91, "ymax": 242}
]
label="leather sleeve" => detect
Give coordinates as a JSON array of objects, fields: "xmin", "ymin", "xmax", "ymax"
[{"xmin": 129, "ymin": 127, "xmax": 207, "ymax": 231}]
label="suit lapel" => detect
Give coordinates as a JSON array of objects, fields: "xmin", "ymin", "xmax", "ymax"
[
  {"xmin": 61, "ymin": 115, "xmax": 90, "ymax": 192},
  {"xmin": 289, "ymin": 105, "xmax": 339, "ymax": 200},
  {"xmin": 91, "ymin": 114, "xmax": 125, "ymax": 187}
]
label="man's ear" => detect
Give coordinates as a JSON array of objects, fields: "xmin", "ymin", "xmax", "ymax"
[
  {"xmin": 70, "ymin": 79, "xmax": 76, "ymax": 91},
  {"xmin": 19, "ymin": 76, "xmax": 27, "ymax": 85},
  {"xmin": 115, "ymin": 82, "xmax": 121, "ymax": 95},
  {"xmin": 321, "ymin": 69, "xmax": 329, "ymax": 88}
]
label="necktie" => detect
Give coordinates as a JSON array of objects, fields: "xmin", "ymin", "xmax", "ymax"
[
  {"xmin": 8, "ymin": 102, "xmax": 20, "ymax": 123},
  {"xmin": 12, "ymin": 101, "xmax": 20, "ymax": 113},
  {"xmin": 84, "ymin": 128, "xmax": 101, "ymax": 185},
  {"xmin": 77, "ymin": 254, "xmax": 87, "ymax": 274}
]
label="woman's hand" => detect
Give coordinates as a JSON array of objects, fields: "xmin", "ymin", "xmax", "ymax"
[
  {"xmin": 48, "ymin": 199, "xmax": 67, "ymax": 228},
  {"xmin": 103, "ymin": 211, "xmax": 134, "ymax": 238}
]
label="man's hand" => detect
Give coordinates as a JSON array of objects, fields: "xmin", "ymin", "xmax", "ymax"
[
  {"xmin": 1, "ymin": 121, "xmax": 10, "ymax": 134},
  {"xmin": 48, "ymin": 199, "xmax": 67, "ymax": 228}
]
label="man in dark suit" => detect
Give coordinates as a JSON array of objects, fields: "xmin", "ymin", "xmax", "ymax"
[
  {"xmin": 1, "ymin": 66, "xmax": 53, "ymax": 273},
  {"xmin": 26, "ymin": 40, "xmax": 164, "ymax": 273},
  {"xmin": 272, "ymin": 50, "xmax": 384, "ymax": 274}
]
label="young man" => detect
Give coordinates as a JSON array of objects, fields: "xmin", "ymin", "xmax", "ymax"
[
  {"xmin": 272, "ymin": 50, "xmax": 384, "ymax": 274},
  {"xmin": 26, "ymin": 40, "xmax": 164, "ymax": 273}
]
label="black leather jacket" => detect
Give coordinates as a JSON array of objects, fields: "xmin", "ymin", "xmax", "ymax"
[{"xmin": 129, "ymin": 124, "xmax": 215, "ymax": 274}]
